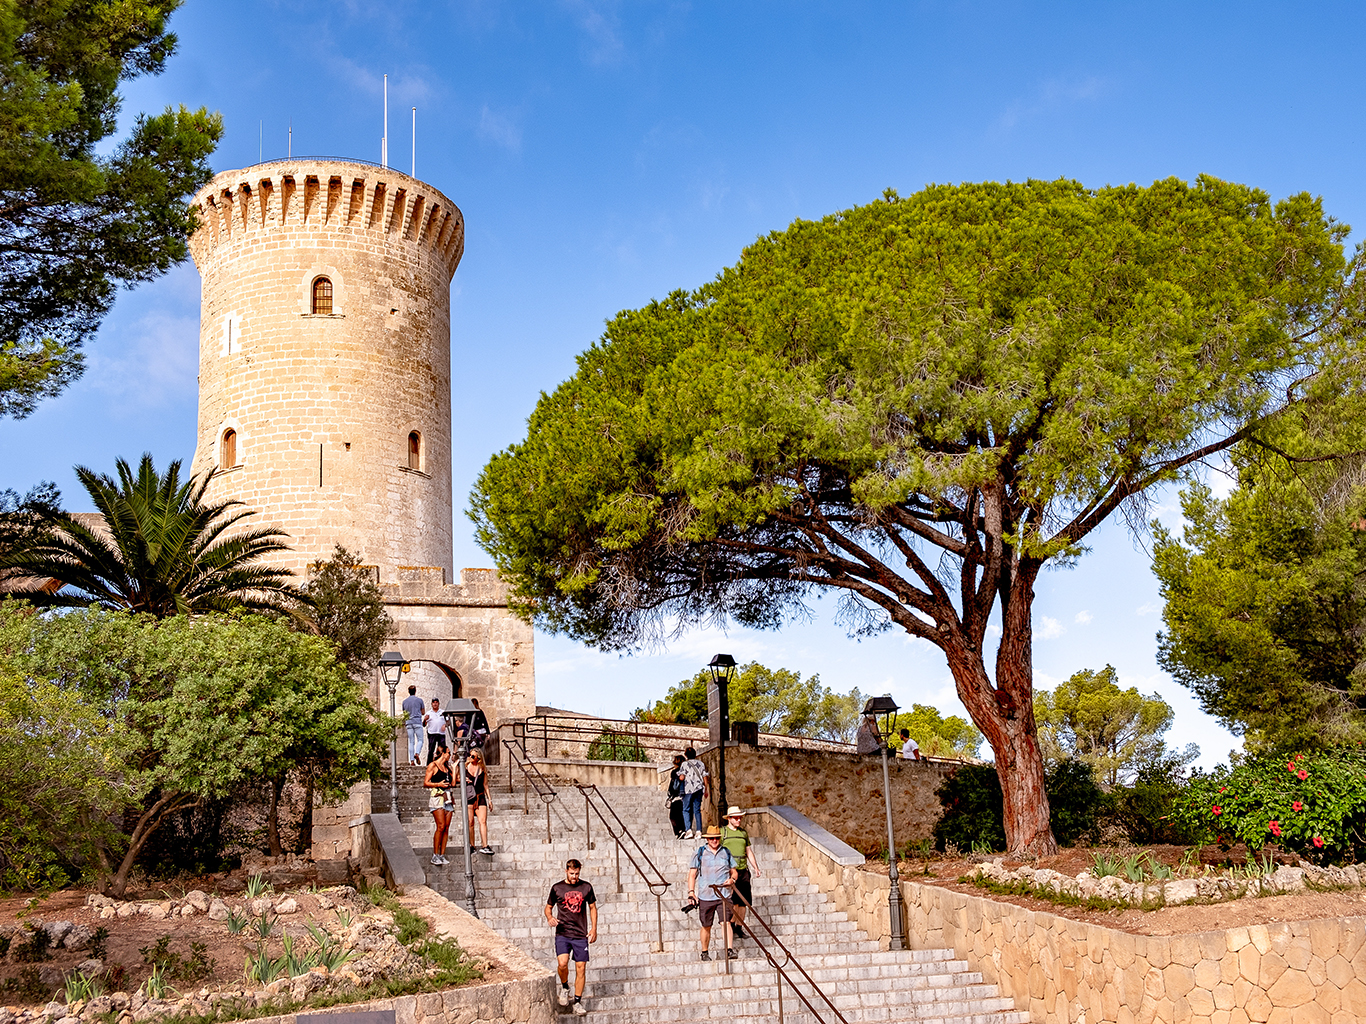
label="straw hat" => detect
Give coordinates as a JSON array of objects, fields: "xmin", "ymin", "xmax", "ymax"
[
  {"xmin": 702, "ymin": 825, "xmax": 724, "ymax": 838},
  {"xmin": 725, "ymin": 806, "xmax": 745, "ymax": 818}
]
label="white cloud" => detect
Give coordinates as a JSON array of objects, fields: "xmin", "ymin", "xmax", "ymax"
[
  {"xmin": 560, "ymin": 0, "xmax": 625, "ymax": 66},
  {"xmin": 478, "ymin": 105, "xmax": 523, "ymax": 152},
  {"xmin": 1074, "ymin": 610, "xmax": 1093, "ymax": 626},
  {"xmin": 995, "ymin": 75, "xmax": 1107, "ymax": 131},
  {"xmin": 85, "ymin": 310, "xmax": 199, "ymax": 411},
  {"xmin": 1135, "ymin": 602, "xmax": 1158, "ymax": 617},
  {"xmin": 1037, "ymin": 616, "xmax": 1064, "ymax": 640}
]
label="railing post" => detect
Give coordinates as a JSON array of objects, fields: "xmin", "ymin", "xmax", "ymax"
[
  {"xmin": 584, "ymin": 789, "xmax": 591, "ymax": 850},
  {"xmin": 614, "ymin": 837, "xmax": 621, "ymax": 894},
  {"xmin": 545, "ymin": 796, "xmax": 551, "ymax": 844},
  {"xmin": 653, "ymin": 891, "xmax": 663, "ymax": 954},
  {"xmin": 776, "ymin": 962, "xmax": 784, "ymax": 1024}
]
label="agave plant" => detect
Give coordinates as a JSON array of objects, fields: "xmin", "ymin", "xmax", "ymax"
[{"xmin": 0, "ymin": 454, "xmax": 297, "ymax": 616}]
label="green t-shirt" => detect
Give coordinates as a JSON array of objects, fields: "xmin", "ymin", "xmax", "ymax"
[{"xmin": 720, "ymin": 825, "xmax": 750, "ymax": 870}]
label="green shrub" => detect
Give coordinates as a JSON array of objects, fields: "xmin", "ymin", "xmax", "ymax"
[
  {"xmin": 1108, "ymin": 758, "xmax": 1199, "ymax": 845},
  {"xmin": 933, "ymin": 765, "xmax": 1005, "ymax": 853},
  {"xmin": 586, "ymin": 727, "xmax": 648, "ymax": 763},
  {"xmin": 1047, "ymin": 759, "xmax": 1107, "ymax": 847},
  {"xmin": 933, "ymin": 759, "xmax": 1110, "ymax": 851},
  {"xmin": 1174, "ymin": 747, "xmax": 1366, "ymax": 863}
]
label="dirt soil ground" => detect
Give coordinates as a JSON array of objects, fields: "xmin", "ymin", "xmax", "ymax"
[
  {"xmin": 0, "ymin": 883, "xmax": 368, "ymax": 1003},
  {"xmin": 864, "ymin": 845, "xmax": 1366, "ymax": 936}
]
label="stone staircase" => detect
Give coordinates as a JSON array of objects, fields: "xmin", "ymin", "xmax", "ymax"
[{"xmin": 396, "ymin": 776, "xmax": 1029, "ymax": 1024}]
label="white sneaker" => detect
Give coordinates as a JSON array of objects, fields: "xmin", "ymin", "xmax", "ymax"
[
  {"xmin": 558, "ymin": 987, "xmax": 571, "ymax": 1007},
  {"xmin": 431, "ymin": 854, "xmax": 441, "ymax": 865},
  {"xmin": 572, "ymin": 1000, "xmax": 588, "ymax": 1015}
]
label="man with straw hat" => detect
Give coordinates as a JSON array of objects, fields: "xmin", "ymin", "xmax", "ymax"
[
  {"xmin": 720, "ymin": 806, "xmax": 761, "ymax": 939},
  {"xmin": 687, "ymin": 825, "xmax": 738, "ymax": 960}
]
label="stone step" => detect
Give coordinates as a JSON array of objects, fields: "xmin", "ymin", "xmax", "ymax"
[{"xmin": 404, "ymin": 778, "xmax": 1026, "ymax": 1024}]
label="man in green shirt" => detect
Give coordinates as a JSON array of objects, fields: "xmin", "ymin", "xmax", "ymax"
[{"xmin": 720, "ymin": 806, "xmax": 761, "ymax": 939}]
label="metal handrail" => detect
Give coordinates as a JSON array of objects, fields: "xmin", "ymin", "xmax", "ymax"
[
  {"xmin": 575, "ymin": 784, "xmax": 672, "ymax": 952},
  {"xmin": 708, "ymin": 883, "xmax": 850, "ymax": 1024},
  {"xmin": 502, "ymin": 736, "xmax": 558, "ymax": 843}
]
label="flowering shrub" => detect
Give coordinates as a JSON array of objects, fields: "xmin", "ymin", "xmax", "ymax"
[{"xmin": 1174, "ymin": 747, "xmax": 1366, "ymax": 863}]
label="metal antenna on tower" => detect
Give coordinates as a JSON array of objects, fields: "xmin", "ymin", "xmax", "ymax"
[
  {"xmin": 382, "ymin": 74, "xmax": 388, "ymax": 168},
  {"xmin": 288, "ymin": 120, "xmax": 292, "ymax": 159},
  {"xmin": 412, "ymin": 107, "xmax": 416, "ymax": 177}
]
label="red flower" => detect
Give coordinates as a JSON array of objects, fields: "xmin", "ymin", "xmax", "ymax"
[
  {"xmin": 1287, "ymin": 761, "xmax": 1297, "ymax": 773},
  {"xmin": 1219, "ymin": 787, "xmax": 1227, "ymax": 794},
  {"xmin": 1292, "ymin": 801, "xmax": 1303, "ymax": 812},
  {"xmin": 1297, "ymin": 769, "xmax": 1309, "ymax": 781},
  {"xmin": 1313, "ymin": 836, "xmax": 1325, "ymax": 848},
  {"xmin": 1269, "ymin": 820, "xmax": 1282, "ymax": 837},
  {"xmin": 1212, "ymin": 806, "xmax": 1222, "ymax": 815}
]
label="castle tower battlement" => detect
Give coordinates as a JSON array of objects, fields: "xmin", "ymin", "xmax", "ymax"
[{"xmin": 187, "ymin": 160, "xmax": 465, "ymax": 580}]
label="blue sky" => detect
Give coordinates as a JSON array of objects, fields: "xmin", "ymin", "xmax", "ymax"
[{"xmin": 6, "ymin": 1, "xmax": 1365, "ymax": 766}]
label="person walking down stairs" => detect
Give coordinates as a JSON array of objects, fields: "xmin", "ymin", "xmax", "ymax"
[
  {"xmin": 687, "ymin": 825, "xmax": 737, "ymax": 961},
  {"xmin": 719, "ymin": 806, "xmax": 760, "ymax": 940},
  {"xmin": 423, "ymin": 749, "xmax": 455, "ymax": 866},
  {"xmin": 545, "ymin": 858, "xmax": 597, "ymax": 1016},
  {"xmin": 464, "ymin": 749, "xmax": 494, "ymax": 855}
]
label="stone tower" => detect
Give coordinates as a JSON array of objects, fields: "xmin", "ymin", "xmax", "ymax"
[
  {"xmin": 187, "ymin": 159, "xmax": 460, "ymax": 580},
  {"xmin": 187, "ymin": 161, "xmax": 535, "ymax": 853}
]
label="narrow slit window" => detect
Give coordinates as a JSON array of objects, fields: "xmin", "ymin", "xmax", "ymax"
[
  {"xmin": 408, "ymin": 431, "xmax": 421, "ymax": 471},
  {"xmin": 221, "ymin": 429, "xmax": 237, "ymax": 469},
  {"xmin": 312, "ymin": 276, "xmax": 333, "ymax": 315}
]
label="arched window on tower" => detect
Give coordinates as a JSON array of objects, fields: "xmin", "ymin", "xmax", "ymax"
[
  {"xmin": 408, "ymin": 431, "xmax": 422, "ymax": 471},
  {"xmin": 311, "ymin": 276, "xmax": 333, "ymax": 315},
  {"xmin": 221, "ymin": 429, "xmax": 237, "ymax": 469}
]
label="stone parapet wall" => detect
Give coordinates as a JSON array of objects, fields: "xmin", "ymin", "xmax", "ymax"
[
  {"xmin": 706, "ymin": 745, "xmax": 957, "ymax": 853},
  {"xmin": 515, "ymin": 716, "xmax": 858, "ymax": 766},
  {"xmin": 749, "ymin": 805, "xmax": 1366, "ymax": 1024}
]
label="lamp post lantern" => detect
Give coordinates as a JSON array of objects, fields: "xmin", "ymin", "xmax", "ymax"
[
  {"xmin": 863, "ymin": 694, "xmax": 906, "ymax": 951},
  {"xmin": 708, "ymin": 654, "xmax": 737, "ymax": 820},
  {"xmin": 378, "ymin": 652, "xmax": 409, "ymax": 811},
  {"xmin": 444, "ymin": 699, "xmax": 480, "ymax": 918}
]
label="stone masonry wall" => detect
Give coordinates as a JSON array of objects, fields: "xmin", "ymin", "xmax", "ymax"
[
  {"xmin": 749, "ymin": 808, "xmax": 1366, "ymax": 1024},
  {"xmin": 704, "ymin": 745, "xmax": 956, "ymax": 853},
  {"xmin": 515, "ymin": 716, "xmax": 858, "ymax": 765}
]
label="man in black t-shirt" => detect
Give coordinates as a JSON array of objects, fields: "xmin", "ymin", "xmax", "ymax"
[{"xmin": 545, "ymin": 858, "xmax": 598, "ymax": 1015}]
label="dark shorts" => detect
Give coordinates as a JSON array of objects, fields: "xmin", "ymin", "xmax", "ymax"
[
  {"xmin": 734, "ymin": 867, "xmax": 752, "ymax": 907},
  {"xmin": 554, "ymin": 935, "xmax": 589, "ymax": 962},
  {"xmin": 698, "ymin": 898, "xmax": 731, "ymax": 928}
]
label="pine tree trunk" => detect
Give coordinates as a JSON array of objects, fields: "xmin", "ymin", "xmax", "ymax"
[
  {"xmin": 267, "ymin": 777, "xmax": 284, "ymax": 857},
  {"xmin": 942, "ymin": 552, "xmax": 1059, "ymax": 858}
]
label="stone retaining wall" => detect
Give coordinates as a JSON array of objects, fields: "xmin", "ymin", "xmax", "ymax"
[
  {"xmin": 749, "ymin": 806, "xmax": 1366, "ymax": 1024},
  {"xmin": 708, "ymin": 745, "xmax": 956, "ymax": 853}
]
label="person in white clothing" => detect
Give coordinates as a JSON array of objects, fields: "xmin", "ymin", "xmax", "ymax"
[
  {"xmin": 425, "ymin": 696, "xmax": 448, "ymax": 764},
  {"xmin": 898, "ymin": 728, "xmax": 921, "ymax": 760}
]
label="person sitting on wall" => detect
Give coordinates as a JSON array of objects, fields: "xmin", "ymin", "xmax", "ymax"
[{"xmin": 855, "ymin": 713, "xmax": 884, "ymax": 755}]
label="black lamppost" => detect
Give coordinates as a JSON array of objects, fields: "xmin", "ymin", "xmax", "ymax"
[
  {"xmin": 863, "ymin": 694, "xmax": 905, "ymax": 951},
  {"xmin": 379, "ymin": 651, "xmax": 409, "ymax": 811},
  {"xmin": 708, "ymin": 654, "xmax": 737, "ymax": 819},
  {"xmin": 444, "ymin": 698, "xmax": 480, "ymax": 918}
]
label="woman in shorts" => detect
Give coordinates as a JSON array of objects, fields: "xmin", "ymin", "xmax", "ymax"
[
  {"xmin": 466, "ymin": 749, "xmax": 493, "ymax": 855},
  {"xmin": 424, "ymin": 747, "xmax": 454, "ymax": 865}
]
